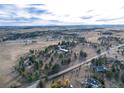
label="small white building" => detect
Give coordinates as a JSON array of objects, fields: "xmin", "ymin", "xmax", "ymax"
[
  {"xmin": 24, "ymin": 39, "xmax": 33, "ymax": 45},
  {"xmin": 58, "ymin": 45, "xmax": 69, "ymax": 52}
]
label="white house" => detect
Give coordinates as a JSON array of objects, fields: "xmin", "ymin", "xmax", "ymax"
[{"xmin": 58, "ymin": 45, "xmax": 69, "ymax": 52}]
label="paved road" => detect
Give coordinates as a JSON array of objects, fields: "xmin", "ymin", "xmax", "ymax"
[
  {"xmin": 26, "ymin": 44, "xmax": 124, "ymax": 88},
  {"xmin": 24, "ymin": 80, "xmax": 40, "ymax": 88},
  {"xmin": 47, "ymin": 44, "xmax": 124, "ymax": 80}
]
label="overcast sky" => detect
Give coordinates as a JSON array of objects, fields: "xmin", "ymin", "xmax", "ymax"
[{"xmin": 0, "ymin": 0, "xmax": 124, "ymax": 26}]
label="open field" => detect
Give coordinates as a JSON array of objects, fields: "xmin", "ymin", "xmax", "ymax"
[{"xmin": 0, "ymin": 39, "xmax": 60, "ymax": 87}]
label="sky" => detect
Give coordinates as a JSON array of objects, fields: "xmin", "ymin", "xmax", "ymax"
[{"xmin": 0, "ymin": 0, "xmax": 124, "ymax": 26}]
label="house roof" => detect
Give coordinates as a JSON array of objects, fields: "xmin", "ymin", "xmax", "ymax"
[
  {"xmin": 58, "ymin": 45, "xmax": 69, "ymax": 52},
  {"xmin": 96, "ymin": 66, "xmax": 107, "ymax": 72},
  {"xmin": 86, "ymin": 78, "xmax": 101, "ymax": 88}
]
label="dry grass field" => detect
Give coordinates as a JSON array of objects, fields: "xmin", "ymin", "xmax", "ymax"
[{"xmin": 0, "ymin": 40, "xmax": 60, "ymax": 87}]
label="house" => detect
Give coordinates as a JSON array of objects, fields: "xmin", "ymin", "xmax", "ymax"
[
  {"xmin": 46, "ymin": 36, "xmax": 54, "ymax": 41},
  {"xmin": 58, "ymin": 45, "xmax": 69, "ymax": 52},
  {"xmin": 24, "ymin": 39, "xmax": 33, "ymax": 45},
  {"xmin": 82, "ymin": 78, "xmax": 102, "ymax": 88},
  {"xmin": 96, "ymin": 66, "xmax": 107, "ymax": 72},
  {"xmin": 90, "ymin": 64, "xmax": 107, "ymax": 73}
]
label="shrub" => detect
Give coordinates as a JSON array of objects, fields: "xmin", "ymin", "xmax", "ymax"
[
  {"xmin": 48, "ymin": 64, "xmax": 60, "ymax": 75},
  {"xmin": 61, "ymin": 58, "xmax": 71, "ymax": 65},
  {"xmin": 106, "ymin": 70, "xmax": 113, "ymax": 79},
  {"xmin": 121, "ymin": 73, "xmax": 124, "ymax": 83},
  {"xmin": 79, "ymin": 50, "xmax": 87, "ymax": 59}
]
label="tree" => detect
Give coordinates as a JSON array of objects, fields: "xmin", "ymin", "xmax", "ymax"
[
  {"xmin": 44, "ymin": 47, "xmax": 48, "ymax": 53},
  {"xmin": 91, "ymin": 57, "xmax": 106, "ymax": 66},
  {"xmin": 39, "ymin": 80, "xmax": 44, "ymax": 88},
  {"xmin": 29, "ymin": 55, "xmax": 36, "ymax": 63},
  {"xmin": 34, "ymin": 70, "xmax": 40, "ymax": 80},
  {"xmin": 58, "ymin": 42, "xmax": 61, "ymax": 45},
  {"xmin": 39, "ymin": 60, "xmax": 43, "ymax": 66},
  {"xmin": 78, "ymin": 37, "xmax": 86, "ymax": 43},
  {"xmin": 121, "ymin": 73, "xmax": 124, "ymax": 83},
  {"xmin": 114, "ymin": 71, "xmax": 119, "ymax": 81},
  {"xmin": 51, "ymin": 64, "xmax": 60, "ymax": 74},
  {"xmin": 112, "ymin": 65, "xmax": 116, "ymax": 72},
  {"xmin": 67, "ymin": 58, "xmax": 71, "ymax": 64},
  {"xmin": 34, "ymin": 60, "xmax": 40, "ymax": 70},
  {"xmin": 61, "ymin": 41, "xmax": 66, "ymax": 45},
  {"xmin": 120, "ymin": 64, "xmax": 124, "ymax": 70},
  {"xmin": 26, "ymin": 74, "xmax": 33, "ymax": 82},
  {"xmin": 80, "ymin": 50, "xmax": 83, "ymax": 57},
  {"xmin": 50, "ymin": 57, "xmax": 53, "ymax": 62},
  {"xmin": 97, "ymin": 49, "xmax": 101, "ymax": 54},
  {"xmin": 61, "ymin": 58, "xmax": 71, "ymax": 65},
  {"xmin": 29, "ymin": 49, "xmax": 35, "ymax": 54},
  {"xmin": 79, "ymin": 50, "xmax": 87, "ymax": 59},
  {"xmin": 49, "ymin": 62, "xmax": 52, "ymax": 68},
  {"xmin": 18, "ymin": 57, "xmax": 25, "ymax": 73},
  {"xmin": 74, "ymin": 52, "xmax": 77, "ymax": 60},
  {"xmin": 54, "ymin": 51, "xmax": 58, "ymax": 57},
  {"xmin": 59, "ymin": 53, "xmax": 63, "ymax": 59},
  {"xmin": 83, "ymin": 52, "xmax": 87, "ymax": 58},
  {"xmin": 106, "ymin": 70, "xmax": 113, "ymax": 79},
  {"xmin": 45, "ymin": 64, "xmax": 49, "ymax": 70},
  {"xmin": 19, "ymin": 57, "xmax": 24, "ymax": 66}
]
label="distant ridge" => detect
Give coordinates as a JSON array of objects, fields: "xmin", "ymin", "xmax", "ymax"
[{"xmin": 0, "ymin": 25, "xmax": 124, "ymax": 31}]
